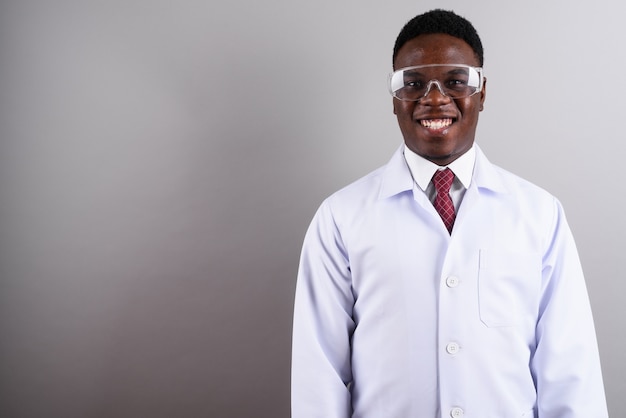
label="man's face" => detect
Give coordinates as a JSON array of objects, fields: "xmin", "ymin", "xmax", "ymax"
[{"xmin": 393, "ymin": 34, "xmax": 486, "ymax": 166}]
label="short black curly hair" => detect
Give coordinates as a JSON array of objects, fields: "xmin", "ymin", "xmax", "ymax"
[{"xmin": 392, "ymin": 9, "xmax": 484, "ymax": 67}]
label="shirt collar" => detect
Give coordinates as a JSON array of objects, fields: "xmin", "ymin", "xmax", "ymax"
[
  {"xmin": 403, "ymin": 144, "xmax": 476, "ymax": 192},
  {"xmin": 378, "ymin": 142, "xmax": 506, "ymax": 200}
]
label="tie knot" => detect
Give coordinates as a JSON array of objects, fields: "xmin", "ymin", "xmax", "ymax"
[{"xmin": 432, "ymin": 168, "xmax": 454, "ymax": 194}]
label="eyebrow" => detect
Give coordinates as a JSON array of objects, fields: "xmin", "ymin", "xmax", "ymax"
[
  {"xmin": 402, "ymin": 69, "xmax": 424, "ymax": 77},
  {"xmin": 446, "ymin": 68, "xmax": 470, "ymax": 76},
  {"xmin": 402, "ymin": 67, "xmax": 470, "ymax": 77}
]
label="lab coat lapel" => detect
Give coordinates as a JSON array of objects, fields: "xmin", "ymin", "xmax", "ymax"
[
  {"xmin": 377, "ymin": 145, "xmax": 442, "ymax": 218},
  {"xmin": 454, "ymin": 145, "xmax": 509, "ymax": 231}
]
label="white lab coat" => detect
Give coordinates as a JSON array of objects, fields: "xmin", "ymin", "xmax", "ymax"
[{"xmin": 291, "ymin": 145, "xmax": 607, "ymax": 418}]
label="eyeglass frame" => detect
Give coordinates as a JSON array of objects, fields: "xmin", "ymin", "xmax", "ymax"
[{"xmin": 388, "ymin": 64, "xmax": 485, "ymax": 102}]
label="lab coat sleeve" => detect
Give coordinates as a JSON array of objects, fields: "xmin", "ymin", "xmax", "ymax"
[
  {"xmin": 532, "ymin": 198, "xmax": 608, "ymax": 417},
  {"xmin": 291, "ymin": 199, "xmax": 355, "ymax": 418}
]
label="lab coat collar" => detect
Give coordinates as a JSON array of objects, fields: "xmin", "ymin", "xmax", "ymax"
[
  {"xmin": 378, "ymin": 143, "xmax": 507, "ymax": 200},
  {"xmin": 378, "ymin": 146, "xmax": 415, "ymax": 199},
  {"xmin": 472, "ymin": 144, "xmax": 508, "ymax": 194}
]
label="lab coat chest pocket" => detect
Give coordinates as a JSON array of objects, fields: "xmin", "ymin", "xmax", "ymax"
[{"xmin": 478, "ymin": 249, "xmax": 541, "ymax": 327}]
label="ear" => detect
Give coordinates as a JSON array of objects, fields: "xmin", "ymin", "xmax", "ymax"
[
  {"xmin": 393, "ymin": 99, "xmax": 398, "ymax": 115},
  {"xmin": 479, "ymin": 77, "xmax": 487, "ymax": 111}
]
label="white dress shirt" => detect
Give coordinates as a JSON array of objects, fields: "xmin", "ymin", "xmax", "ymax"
[
  {"xmin": 291, "ymin": 144, "xmax": 607, "ymax": 418},
  {"xmin": 403, "ymin": 144, "xmax": 475, "ymax": 212}
]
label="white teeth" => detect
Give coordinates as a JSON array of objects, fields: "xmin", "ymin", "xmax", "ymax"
[{"xmin": 421, "ymin": 118, "xmax": 453, "ymax": 129}]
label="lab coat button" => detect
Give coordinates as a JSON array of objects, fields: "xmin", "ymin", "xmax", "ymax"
[
  {"xmin": 450, "ymin": 407, "xmax": 464, "ymax": 417},
  {"xmin": 446, "ymin": 276, "xmax": 459, "ymax": 287},
  {"xmin": 446, "ymin": 342, "xmax": 460, "ymax": 355}
]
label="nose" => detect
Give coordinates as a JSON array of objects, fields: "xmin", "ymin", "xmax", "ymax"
[{"xmin": 419, "ymin": 80, "xmax": 450, "ymax": 104}]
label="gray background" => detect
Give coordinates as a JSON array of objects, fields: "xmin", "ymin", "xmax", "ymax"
[{"xmin": 0, "ymin": 0, "xmax": 623, "ymax": 417}]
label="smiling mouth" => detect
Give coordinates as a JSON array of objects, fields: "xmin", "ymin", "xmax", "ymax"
[{"xmin": 420, "ymin": 118, "xmax": 454, "ymax": 130}]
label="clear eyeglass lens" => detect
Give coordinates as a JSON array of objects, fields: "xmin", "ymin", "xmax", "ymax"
[{"xmin": 389, "ymin": 65, "xmax": 482, "ymax": 101}]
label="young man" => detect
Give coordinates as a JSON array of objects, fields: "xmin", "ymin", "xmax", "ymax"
[{"xmin": 291, "ymin": 9, "xmax": 608, "ymax": 417}]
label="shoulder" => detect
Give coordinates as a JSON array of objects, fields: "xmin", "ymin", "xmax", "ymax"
[
  {"xmin": 495, "ymin": 165, "xmax": 554, "ymax": 199},
  {"xmin": 311, "ymin": 165, "xmax": 386, "ymax": 231},
  {"xmin": 473, "ymin": 147, "xmax": 566, "ymax": 239},
  {"xmin": 475, "ymin": 146, "xmax": 558, "ymax": 206},
  {"xmin": 328, "ymin": 166, "xmax": 386, "ymax": 207},
  {"xmin": 320, "ymin": 146, "xmax": 411, "ymax": 215}
]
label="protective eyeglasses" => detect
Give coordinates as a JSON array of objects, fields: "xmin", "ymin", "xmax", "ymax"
[{"xmin": 388, "ymin": 64, "xmax": 484, "ymax": 101}]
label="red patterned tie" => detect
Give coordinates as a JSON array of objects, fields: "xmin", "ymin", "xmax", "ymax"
[{"xmin": 432, "ymin": 168, "xmax": 456, "ymax": 233}]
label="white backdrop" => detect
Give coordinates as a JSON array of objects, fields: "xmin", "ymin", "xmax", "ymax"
[{"xmin": 0, "ymin": 1, "xmax": 623, "ymax": 416}]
